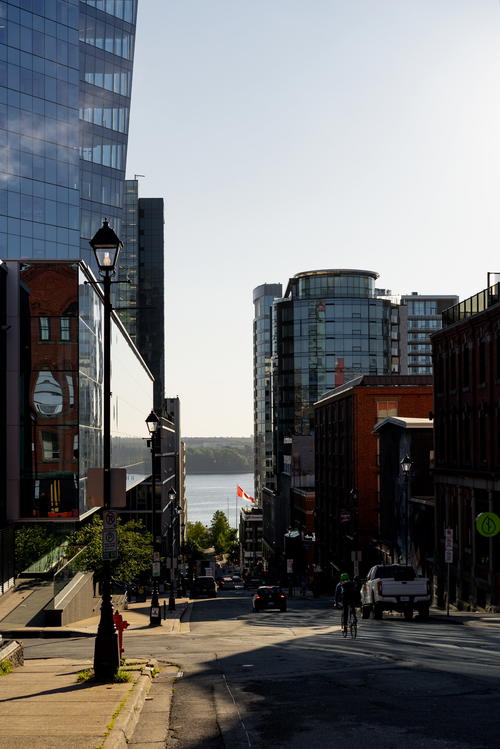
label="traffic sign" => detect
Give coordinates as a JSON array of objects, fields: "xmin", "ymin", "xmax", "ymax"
[
  {"xmin": 103, "ymin": 510, "xmax": 118, "ymax": 530},
  {"xmin": 102, "ymin": 529, "xmax": 118, "ymax": 560},
  {"xmin": 445, "ymin": 528, "xmax": 453, "ymax": 563},
  {"xmin": 475, "ymin": 512, "xmax": 500, "ymax": 538}
]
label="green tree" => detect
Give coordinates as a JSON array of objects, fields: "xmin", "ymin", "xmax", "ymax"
[
  {"xmin": 186, "ymin": 521, "xmax": 210, "ymax": 551},
  {"xmin": 15, "ymin": 525, "xmax": 63, "ymax": 574},
  {"xmin": 208, "ymin": 510, "xmax": 237, "ymax": 555},
  {"xmin": 67, "ymin": 516, "xmax": 152, "ymax": 583}
]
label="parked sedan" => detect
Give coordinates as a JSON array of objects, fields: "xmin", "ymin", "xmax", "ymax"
[{"xmin": 252, "ymin": 586, "xmax": 287, "ymax": 612}]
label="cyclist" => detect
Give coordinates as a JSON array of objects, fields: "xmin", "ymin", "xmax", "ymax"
[{"xmin": 335, "ymin": 573, "xmax": 360, "ymax": 632}]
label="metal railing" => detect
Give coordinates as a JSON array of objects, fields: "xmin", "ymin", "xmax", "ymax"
[
  {"xmin": 21, "ymin": 542, "xmax": 68, "ymax": 575},
  {"xmin": 442, "ymin": 283, "xmax": 500, "ymax": 327},
  {"xmin": 52, "ymin": 547, "xmax": 86, "ymax": 603}
]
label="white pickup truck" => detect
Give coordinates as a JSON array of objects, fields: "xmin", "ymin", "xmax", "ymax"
[{"xmin": 361, "ymin": 564, "xmax": 431, "ymax": 621}]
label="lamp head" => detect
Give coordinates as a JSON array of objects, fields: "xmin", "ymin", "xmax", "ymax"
[
  {"xmin": 145, "ymin": 410, "xmax": 160, "ymax": 435},
  {"xmin": 89, "ymin": 219, "xmax": 122, "ymax": 272},
  {"xmin": 401, "ymin": 454, "xmax": 412, "ymax": 474},
  {"xmin": 168, "ymin": 487, "xmax": 177, "ymax": 502}
]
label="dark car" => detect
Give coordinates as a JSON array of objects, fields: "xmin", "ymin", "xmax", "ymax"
[
  {"xmin": 252, "ymin": 586, "xmax": 287, "ymax": 612},
  {"xmin": 218, "ymin": 576, "xmax": 235, "ymax": 590},
  {"xmin": 244, "ymin": 577, "xmax": 265, "ymax": 590},
  {"xmin": 191, "ymin": 576, "xmax": 217, "ymax": 598}
]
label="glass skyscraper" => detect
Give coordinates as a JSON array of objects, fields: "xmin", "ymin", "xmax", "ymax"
[
  {"xmin": 120, "ymin": 178, "xmax": 165, "ymax": 411},
  {"xmin": 253, "ymin": 283, "xmax": 282, "ymax": 503},
  {"xmin": 0, "ymin": 0, "xmax": 137, "ymax": 268}
]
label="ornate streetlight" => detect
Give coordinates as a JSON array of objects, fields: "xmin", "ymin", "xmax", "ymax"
[
  {"xmin": 167, "ymin": 488, "xmax": 178, "ymax": 611},
  {"xmin": 90, "ymin": 220, "xmax": 122, "ymax": 682},
  {"xmin": 146, "ymin": 410, "xmax": 161, "ymax": 626},
  {"xmin": 400, "ymin": 454, "xmax": 412, "ymax": 566}
]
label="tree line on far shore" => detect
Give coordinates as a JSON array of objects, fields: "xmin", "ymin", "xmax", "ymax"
[{"xmin": 185, "ymin": 438, "xmax": 252, "ymax": 474}]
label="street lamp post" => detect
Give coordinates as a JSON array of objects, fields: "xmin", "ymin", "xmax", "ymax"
[
  {"xmin": 401, "ymin": 454, "xmax": 412, "ymax": 566},
  {"xmin": 167, "ymin": 488, "xmax": 178, "ymax": 611},
  {"xmin": 90, "ymin": 220, "xmax": 122, "ymax": 682},
  {"xmin": 146, "ymin": 410, "xmax": 162, "ymax": 626}
]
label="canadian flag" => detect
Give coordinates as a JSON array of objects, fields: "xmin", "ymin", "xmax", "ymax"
[{"xmin": 237, "ymin": 485, "xmax": 255, "ymax": 503}]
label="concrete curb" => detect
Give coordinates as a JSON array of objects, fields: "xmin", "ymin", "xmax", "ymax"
[
  {"xmin": 0, "ymin": 627, "xmax": 96, "ymax": 638},
  {"xmin": 103, "ymin": 660, "xmax": 158, "ymax": 749}
]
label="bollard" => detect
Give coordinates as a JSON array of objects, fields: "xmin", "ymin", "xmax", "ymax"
[{"xmin": 163, "ymin": 600, "xmax": 167, "ymax": 619}]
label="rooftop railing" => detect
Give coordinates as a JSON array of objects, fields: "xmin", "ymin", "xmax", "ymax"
[{"xmin": 442, "ymin": 283, "xmax": 500, "ymax": 327}]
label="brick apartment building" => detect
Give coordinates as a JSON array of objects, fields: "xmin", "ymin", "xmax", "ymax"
[
  {"xmin": 314, "ymin": 375, "xmax": 433, "ymax": 582},
  {"xmin": 432, "ymin": 286, "xmax": 500, "ymax": 609}
]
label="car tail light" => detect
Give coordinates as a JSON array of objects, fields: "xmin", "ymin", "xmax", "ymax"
[
  {"xmin": 377, "ymin": 580, "xmax": 383, "ymax": 595},
  {"xmin": 255, "ymin": 595, "xmax": 261, "ymax": 600},
  {"xmin": 279, "ymin": 594, "xmax": 285, "ymax": 598}
]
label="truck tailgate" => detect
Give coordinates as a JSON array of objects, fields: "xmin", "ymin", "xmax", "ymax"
[{"xmin": 381, "ymin": 579, "xmax": 428, "ymax": 597}]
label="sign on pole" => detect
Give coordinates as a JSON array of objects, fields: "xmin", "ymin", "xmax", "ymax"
[
  {"xmin": 103, "ymin": 529, "xmax": 118, "ymax": 560},
  {"xmin": 445, "ymin": 528, "xmax": 453, "ymax": 563},
  {"xmin": 103, "ymin": 510, "xmax": 117, "ymax": 529},
  {"xmin": 475, "ymin": 512, "xmax": 500, "ymax": 538}
]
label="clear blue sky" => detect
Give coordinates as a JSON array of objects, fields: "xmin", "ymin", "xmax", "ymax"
[{"xmin": 126, "ymin": 1, "xmax": 500, "ymax": 438}]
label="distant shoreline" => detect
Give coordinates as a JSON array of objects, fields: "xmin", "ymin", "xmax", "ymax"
[{"xmin": 187, "ymin": 470, "xmax": 253, "ymax": 476}]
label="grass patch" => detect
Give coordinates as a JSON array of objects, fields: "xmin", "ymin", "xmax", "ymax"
[
  {"xmin": 113, "ymin": 669, "xmax": 132, "ymax": 683},
  {"xmin": 76, "ymin": 668, "xmax": 131, "ymax": 684},
  {"xmin": 0, "ymin": 660, "xmax": 13, "ymax": 675},
  {"xmin": 76, "ymin": 668, "xmax": 93, "ymax": 683}
]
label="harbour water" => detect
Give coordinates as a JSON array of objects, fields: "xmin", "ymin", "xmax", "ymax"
[{"xmin": 185, "ymin": 473, "xmax": 254, "ymax": 527}]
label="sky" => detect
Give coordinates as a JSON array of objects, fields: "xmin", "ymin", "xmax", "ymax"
[{"xmin": 126, "ymin": 1, "xmax": 500, "ymax": 438}]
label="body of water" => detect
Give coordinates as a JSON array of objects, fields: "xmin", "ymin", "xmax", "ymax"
[{"xmin": 185, "ymin": 473, "xmax": 254, "ymax": 527}]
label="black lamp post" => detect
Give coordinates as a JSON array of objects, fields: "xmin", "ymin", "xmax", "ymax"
[
  {"xmin": 146, "ymin": 410, "xmax": 161, "ymax": 626},
  {"xmin": 167, "ymin": 488, "xmax": 178, "ymax": 611},
  {"xmin": 401, "ymin": 454, "xmax": 412, "ymax": 566},
  {"xmin": 90, "ymin": 220, "xmax": 122, "ymax": 682}
]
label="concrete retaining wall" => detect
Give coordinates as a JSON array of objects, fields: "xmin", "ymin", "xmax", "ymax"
[{"xmin": 44, "ymin": 572, "xmax": 99, "ymax": 626}]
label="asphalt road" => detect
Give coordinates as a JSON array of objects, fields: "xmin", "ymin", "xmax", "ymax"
[{"xmin": 23, "ymin": 592, "xmax": 500, "ymax": 748}]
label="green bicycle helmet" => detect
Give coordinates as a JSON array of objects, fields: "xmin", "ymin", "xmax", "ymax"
[{"xmin": 340, "ymin": 573, "xmax": 350, "ymax": 582}]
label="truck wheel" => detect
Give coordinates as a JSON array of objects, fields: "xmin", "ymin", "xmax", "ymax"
[
  {"xmin": 403, "ymin": 605, "xmax": 413, "ymax": 621},
  {"xmin": 362, "ymin": 605, "xmax": 371, "ymax": 619},
  {"xmin": 373, "ymin": 603, "xmax": 383, "ymax": 620},
  {"xmin": 417, "ymin": 605, "xmax": 429, "ymax": 620}
]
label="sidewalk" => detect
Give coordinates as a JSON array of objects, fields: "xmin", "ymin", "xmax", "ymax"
[
  {"xmin": 0, "ymin": 587, "xmax": 191, "ymax": 638},
  {"xmin": 0, "ymin": 596, "xmax": 191, "ymax": 749}
]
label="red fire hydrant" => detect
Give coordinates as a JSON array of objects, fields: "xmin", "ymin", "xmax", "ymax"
[{"xmin": 113, "ymin": 610, "xmax": 129, "ymax": 655}]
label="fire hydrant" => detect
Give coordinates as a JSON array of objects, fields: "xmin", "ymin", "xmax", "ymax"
[{"xmin": 113, "ymin": 610, "xmax": 129, "ymax": 656}]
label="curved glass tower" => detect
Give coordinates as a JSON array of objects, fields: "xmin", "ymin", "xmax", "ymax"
[{"xmin": 273, "ymin": 269, "xmax": 393, "ymax": 472}]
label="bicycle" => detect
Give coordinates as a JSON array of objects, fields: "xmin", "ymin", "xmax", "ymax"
[{"xmin": 341, "ymin": 604, "xmax": 358, "ymax": 639}]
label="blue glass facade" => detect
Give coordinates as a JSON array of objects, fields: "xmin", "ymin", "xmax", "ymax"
[
  {"xmin": 274, "ymin": 270, "xmax": 392, "ymax": 466},
  {"xmin": 0, "ymin": 0, "xmax": 137, "ymax": 269},
  {"xmin": 253, "ymin": 283, "xmax": 282, "ymax": 502}
]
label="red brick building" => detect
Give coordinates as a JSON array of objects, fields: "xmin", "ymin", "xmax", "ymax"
[
  {"xmin": 314, "ymin": 375, "xmax": 433, "ymax": 581},
  {"xmin": 432, "ymin": 287, "xmax": 500, "ymax": 610}
]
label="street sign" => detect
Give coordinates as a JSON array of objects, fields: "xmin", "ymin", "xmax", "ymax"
[
  {"xmin": 103, "ymin": 510, "xmax": 118, "ymax": 530},
  {"xmin": 152, "ymin": 561, "xmax": 161, "ymax": 577},
  {"xmin": 445, "ymin": 528, "xmax": 453, "ymax": 563},
  {"xmin": 153, "ymin": 551, "xmax": 160, "ymax": 562},
  {"xmin": 103, "ymin": 529, "xmax": 118, "ymax": 560},
  {"xmin": 475, "ymin": 512, "xmax": 500, "ymax": 538}
]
